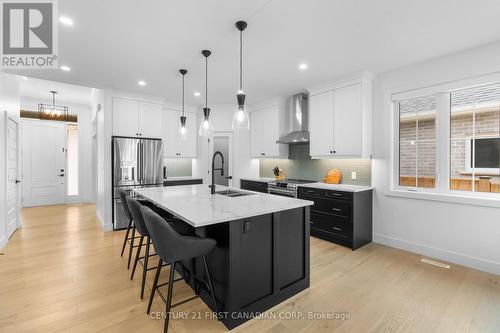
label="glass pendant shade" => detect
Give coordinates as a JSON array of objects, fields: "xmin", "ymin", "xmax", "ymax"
[
  {"xmin": 178, "ymin": 115, "xmax": 187, "ymax": 140},
  {"xmin": 232, "ymin": 94, "xmax": 250, "ymax": 130},
  {"xmin": 199, "ymin": 107, "xmax": 214, "ymax": 136}
]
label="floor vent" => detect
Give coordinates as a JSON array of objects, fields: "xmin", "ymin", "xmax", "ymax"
[{"xmin": 421, "ymin": 258, "xmax": 450, "ymax": 269}]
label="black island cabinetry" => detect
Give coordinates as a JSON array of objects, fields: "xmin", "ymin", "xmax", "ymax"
[
  {"xmin": 298, "ymin": 186, "xmax": 372, "ymax": 250},
  {"xmin": 240, "ymin": 179, "xmax": 269, "ymax": 193}
]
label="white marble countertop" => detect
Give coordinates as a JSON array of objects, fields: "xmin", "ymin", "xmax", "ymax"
[
  {"xmin": 298, "ymin": 182, "xmax": 373, "ymax": 192},
  {"xmin": 134, "ymin": 184, "xmax": 313, "ymax": 227},
  {"xmin": 240, "ymin": 177, "xmax": 275, "ymax": 183}
]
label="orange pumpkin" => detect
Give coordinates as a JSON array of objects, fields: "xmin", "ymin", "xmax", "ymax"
[{"xmin": 323, "ymin": 169, "xmax": 342, "ymax": 184}]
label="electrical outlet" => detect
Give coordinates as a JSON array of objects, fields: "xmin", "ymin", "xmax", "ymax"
[{"xmin": 351, "ymin": 171, "xmax": 357, "ymax": 180}]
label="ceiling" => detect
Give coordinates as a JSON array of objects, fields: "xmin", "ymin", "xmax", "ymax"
[
  {"xmin": 9, "ymin": 0, "xmax": 500, "ymax": 106},
  {"xmin": 18, "ymin": 77, "xmax": 94, "ymax": 106}
]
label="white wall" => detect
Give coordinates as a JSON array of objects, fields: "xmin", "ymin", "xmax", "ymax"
[
  {"xmin": 0, "ymin": 73, "xmax": 21, "ymax": 250},
  {"xmin": 372, "ymin": 41, "xmax": 500, "ymax": 275},
  {"xmin": 193, "ymin": 104, "xmax": 259, "ymax": 186},
  {"xmin": 19, "ymin": 96, "xmax": 96, "ymax": 204}
]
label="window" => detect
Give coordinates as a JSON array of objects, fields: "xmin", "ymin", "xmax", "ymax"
[
  {"xmin": 393, "ymin": 77, "xmax": 500, "ymax": 200},
  {"xmin": 67, "ymin": 124, "xmax": 79, "ymax": 196},
  {"xmin": 398, "ymin": 96, "xmax": 437, "ymax": 189},
  {"xmin": 450, "ymin": 84, "xmax": 500, "ymax": 193}
]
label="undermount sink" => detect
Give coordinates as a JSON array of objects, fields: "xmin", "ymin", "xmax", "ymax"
[{"xmin": 215, "ymin": 189, "xmax": 254, "ymax": 197}]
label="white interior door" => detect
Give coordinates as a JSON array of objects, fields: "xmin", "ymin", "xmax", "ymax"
[
  {"xmin": 6, "ymin": 118, "xmax": 20, "ymax": 238},
  {"xmin": 22, "ymin": 120, "xmax": 67, "ymax": 207},
  {"xmin": 209, "ymin": 132, "xmax": 234, "ymax": 187}
]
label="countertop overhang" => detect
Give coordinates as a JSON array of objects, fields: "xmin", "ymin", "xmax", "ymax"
[{"xmin": 134, "ymin": 185, "xmax": 313, "ymax": 227}]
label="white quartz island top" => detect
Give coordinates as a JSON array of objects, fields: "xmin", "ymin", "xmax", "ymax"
[{"xmin": 134, "ymin": 185, "xmax": 313, "ymax": 228}]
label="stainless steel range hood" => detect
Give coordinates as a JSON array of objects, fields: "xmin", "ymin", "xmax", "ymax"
[{"xmin": 276, "ymin": 93, "xmax": 309, "ymax": 144}]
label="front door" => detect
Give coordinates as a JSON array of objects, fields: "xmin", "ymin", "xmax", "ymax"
[
  {"xmin": 22, "ymin": 120, "xmax": 66, "ymax": 207},
  {"xmin": 6, "ymin": 118, "xmax": 20, "ymax": 238}
]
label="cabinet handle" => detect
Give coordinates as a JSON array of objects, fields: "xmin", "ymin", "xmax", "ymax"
[
  {"xmin": 333, "ymin": 150, "xmax": 336, "ymax": 154},
  {"xmin": 310, "ymin": 221, "xmax": 315, "ymax": 224},
  {"xmin": 329, "ymin": 150, "xmax": 333, "ymax": 154},
  {"xmin": 332, "ymin": 227, "xmax": 342, "ymax": 231},
  {"xmin": 332, "ymin": 208, "xmax": 342, "ymax": 212},
  {"xmin": 260, "ymin": 153, "xmax": 265, "ymax": 156},
  {"xmin": 329, "ymin": 193, "xmax": 342, "ymax": 197}
]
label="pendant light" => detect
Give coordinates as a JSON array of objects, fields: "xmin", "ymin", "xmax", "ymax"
[
  {"xmin": 178, "ymin": 69, "xmax": 188, "ymax": 140},
  {"xmin": 199, "ymin": 49, "xmax": 214, "ymax": 136},
  {"xmin": 232, "ymin": 20, "xmax": 250, "ymax": 130}
]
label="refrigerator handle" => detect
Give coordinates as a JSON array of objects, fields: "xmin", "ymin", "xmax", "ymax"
[
  {"xmin": 141, "ymin": 141, "xmax": 145, "ymax": 184},
  {"xmin": 137, "ymin": 141, "xmax": 141, "ymax": 184},
  {"xmin": 131, "ymin": 167, "xmax": 135, "ymax": 181}
]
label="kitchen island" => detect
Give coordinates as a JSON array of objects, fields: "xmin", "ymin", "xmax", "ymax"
[{"xmin": 135, "ymin": 185, "xmax": 313, "ymax": 329}]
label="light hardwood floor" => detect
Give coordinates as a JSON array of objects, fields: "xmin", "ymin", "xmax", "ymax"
[{"xmin": 1, "ymin": 204, "xmax": 499, "ymax": 333}]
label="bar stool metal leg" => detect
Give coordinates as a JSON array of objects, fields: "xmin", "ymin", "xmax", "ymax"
[
  {"xmin": 147, "ymin": 258, "xmax": 163, "ymax": 314},
  {"xmin": 127, "ymin": 226, "xmax": 136, "ymax": 269},
  {"xmin": 141, "ymin": 236, "xmax": 151, "ymax": 299},
  {"xmin": 164, "ymin": 262, "xmax": 176, "ymax": 333},
  {"xmin": 120, "ymin": 219, "xmax": 133, "ymax": 257},
  {"xmin": 202, "ymin": 254, "xmax": 220, "ymax": 314},
  {"xmin": 131, "ymin": 235, "xmax": 144, "ymax": 280}
]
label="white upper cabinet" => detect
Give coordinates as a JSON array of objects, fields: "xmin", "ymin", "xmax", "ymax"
[
  {"xmin": 112, "ymin": 98, "xmax": 139, "ymax": 137},
  {"xmin": 333, "ymin": 83, "xmax": 362, "ymax": 155},
  {"xmin": 308, "ymin": 74, "xmax": 372, "ymax": 158},
  {"xmin": 250, "ymin": 101, "xmax": 288, "ymax": 158},
  {"xmin": 112, "ymin": 98, "xmax": 163, "ymax": 138},
  {"xmin": 177, "ymin": 112, "xmax": 197, "ymax": 157},
  {"xmin": 163, "ymin": 110, "xmax": 179, "ymax": 157},
  {"xmin": 309, "ymin": 90, "xmax": 334, "ymax": 156},
  {"xmin": 162, "ymin": 109, "xmax": 197, "ymax": 158},
  {"xmin": 138, "ymin": 102, "xmax": 163, "ymax": 138}
]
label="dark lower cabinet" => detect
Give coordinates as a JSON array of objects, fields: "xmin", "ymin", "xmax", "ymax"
[
  {"xmin": 163, "ymin": 178, "xmax": 203, "ymax": 186},
  {"xmin": 188, "ymin": 207, "xmax": 310, "ymax": 329},
  {"xmin": 240, "ymin": 179, "xmax": 269, "ymax": 193},
  {"xmin": 298, "ymin": 186, "xmax": 372, "ymax": 250}
]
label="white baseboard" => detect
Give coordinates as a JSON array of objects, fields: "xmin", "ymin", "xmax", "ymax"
[
  {"xmin": 373, "ymin": 233, "xmax": 500, "ymax": 276},
  {"xmin": 0, "ymin": 236, "xmax": 7, "ymax": 251},
  {"xmin": 96, "ymin": 210, "xmax": 113, "ymax": 232}
]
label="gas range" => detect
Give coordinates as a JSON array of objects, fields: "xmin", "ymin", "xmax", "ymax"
[{"xmin": 267, "ymin": 178, "xmax": 316, "ymax": 197}]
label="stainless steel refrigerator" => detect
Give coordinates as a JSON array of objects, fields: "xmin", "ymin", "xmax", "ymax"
[{"xmin": 112, "ymin": 136, "xmax": 163, "ymax": 230}]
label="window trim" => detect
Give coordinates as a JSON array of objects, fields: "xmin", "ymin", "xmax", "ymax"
[{"xmin": 389, "ymin": 73, "xmax": 500, "ymax": 206}]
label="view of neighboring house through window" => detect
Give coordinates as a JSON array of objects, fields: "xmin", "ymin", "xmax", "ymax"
[
  {"xmin": 450, "ymin": 84, "xmax": 500, "ymax": 193},
  {"xmin": 67, "ymin": 124, "xmax": 79, "ymax": 196},
  {"xmin": 398, "ymin": 96, "xmax": 437, "ymax": 188}
]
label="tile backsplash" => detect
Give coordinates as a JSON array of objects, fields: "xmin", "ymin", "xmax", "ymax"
[
  {"xmin": 164, "ymin": 159, "xmax": 192, "ymax": 177},
  {"xmin": 259, "ymin": 145, "xmax": 371, "ymax": 185}
]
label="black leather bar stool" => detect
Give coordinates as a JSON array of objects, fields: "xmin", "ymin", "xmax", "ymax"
[
  {"xmin": 126, "ymin": 197, "xmax": 158, "ymax": 299},
  {"xmin": 141, "ymin": 206, "xmax": 220, "ymax": 333},
  {"xmin": 118, "ymin": 189, "xmax": 141, "ymax": 269}
]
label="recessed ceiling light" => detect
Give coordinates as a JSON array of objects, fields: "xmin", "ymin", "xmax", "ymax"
[
  {"xmin": 299, "ymin": 63, "xmax": 308, "ymax": 70},
  {"xmin": 194, "ymin": 91, "xmax": 201, "ymax": 97},
  {"xmin": 60, "ymin": 65, "xmax": 71, "ymax": 71},
  {"xmin": 138, "ymin": 80, "xmax": 146, "ymax": 86},
  {"xmin": 59, "ymin": 16, "xmax": 74, "ymax": 26}
]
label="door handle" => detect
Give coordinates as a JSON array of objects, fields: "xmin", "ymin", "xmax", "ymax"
[
  {"xmin": 58, "ymin": 174, "xmax": 65, "ymax": 177},
  {"xmin": 15, "ymin": 180, "xmax": 21, "ymax": 184},
  {"xmin": 226, "ymin": 176, "xmax": 233, "ymax": 179}
]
